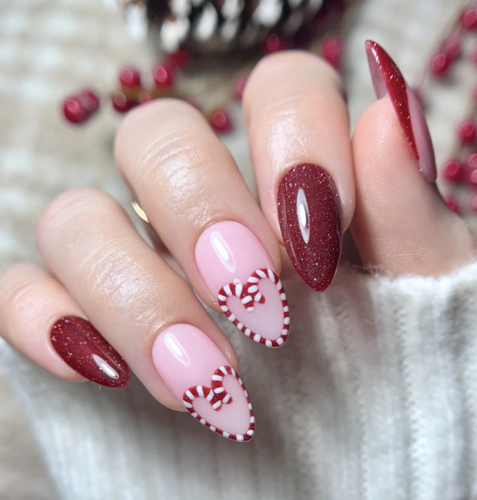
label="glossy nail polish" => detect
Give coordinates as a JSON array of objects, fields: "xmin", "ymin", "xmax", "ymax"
[
  {"xmin": 152, "ymin": 324, "xmax": 255, "ymax": 442},
  {"xmin": 277, "ymin": 164, "xmax": 342, "ymax": 292},
  {"xmin": 365, "ymin": 40, "xmax": 437, "ymax": 183},
  {"xmin": 50, "ymin": 316, "xmax": 130, "ymax": 388},
  {"xmin": 195, "ymin": 221, "xmax": 289, "ymax": 348}
]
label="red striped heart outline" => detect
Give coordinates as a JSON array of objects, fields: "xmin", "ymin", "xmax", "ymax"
[
  {"xmin": 217, "ymin": 268, "xmax": 290, "ymax": 348},
  {"xmin": 182, "ymin": 365, "xmax": 255, "ymax": 442}
]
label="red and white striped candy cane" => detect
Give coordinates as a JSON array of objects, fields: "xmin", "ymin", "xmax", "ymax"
[
  {"xmin": 182, "ymin": 366, "xmax": 255, "ymax": 442},
  {"xmin": 217, "ymin": 268, "xmax": 290, "ymax": 348}
]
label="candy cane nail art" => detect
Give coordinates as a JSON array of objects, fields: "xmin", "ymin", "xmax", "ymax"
[
  {"xmin": 183, "ymin": 366, "xmax": 255, "ymax": 442},
  {"xmin": 217, "ymin": 268, "xmax": 289, "ymax": 347},
  {"xmin": 152, "ymin": 325, "xmax": 256, "ymax": 441},
  {"xmin": 196, "ymin": 221, "xmax": 290, "ymax": 348}
]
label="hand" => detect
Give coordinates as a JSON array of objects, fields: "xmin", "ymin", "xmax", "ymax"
[{"xmin": 0, "ymin": 42, "xmax": 473, "ymax": 442}]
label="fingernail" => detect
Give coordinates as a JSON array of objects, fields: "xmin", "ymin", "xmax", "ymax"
[
  {"xmin": 50, "ymin": 316, "xmax": 130, "ymax": 388},
  {"xmin": 152, "ymin": 324, "xmax": 255, "ymax": 442},
  {"xmin": 195, "ymin": 221, "xmax": 289, "ymax": 348},
  {"xmin": 365, "ymin": 40, "xmax": 437, "ymax": 183},
  {"xmin": 277, "ymin": 164, "xmax": 342, "ymax": 292}
]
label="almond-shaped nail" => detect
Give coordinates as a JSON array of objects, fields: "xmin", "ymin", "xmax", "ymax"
[
  {"xmin": 195, "ymin": 221, "xmax": 289, "ymax": 348},
  {"xmin": 50, "ymin": 316, "xmax": 130, "ymax": 388},
  {"xmin": 277, "ymin": 164, "xmax": 342, "ymax": 292},
  {"xmin": 365, "ymin": 40, "xmax": 437, "ymax": 183},
  {"xmin": 152, "ymin": 324, "xmax": 255, "ymax": 442}
]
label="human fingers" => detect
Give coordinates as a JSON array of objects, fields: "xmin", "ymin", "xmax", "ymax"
[
  {"xmin": 0, "ymin": 262, "xmax": 130, "ymax": 386},
  {"xmin": 36, "ymin": 188, "xmax": 255, "ymax": 442},
  {"xmin": 115, "ymin": 100, "xmax": 290, "ymax": 348}
]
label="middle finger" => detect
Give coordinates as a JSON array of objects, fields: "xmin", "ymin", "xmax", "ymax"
[{"xmin": 115, "ymin": 100, "xmax": 290, "ymax": 348}]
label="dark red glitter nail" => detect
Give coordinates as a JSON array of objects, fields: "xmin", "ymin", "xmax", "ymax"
[
  {"xmin": 50, "ymin": 316, "xmax": 130, "ymax": 388},
  {"xmin": 277, "ymin": 164, "xmax": 342, "ymax": 292},
  {"xmin": 365, "ymin": 40, "xmax": 436, "ymax": 183},
  {"xmin": 365, "ymin": 40, "xmax": 418, "ymax": 159},
  {"xmin": 366, "ymin": 40, "xmax": 437, "ymax": 184}
]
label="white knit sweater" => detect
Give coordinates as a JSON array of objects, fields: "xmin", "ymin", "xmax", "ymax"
[
  {"xmin": 1, "ymin": 262, "xmax": 477, "ymax": 500},
  {"xmin": 0, "ymin": 0, "xmax": 473, "ymax": 498}
]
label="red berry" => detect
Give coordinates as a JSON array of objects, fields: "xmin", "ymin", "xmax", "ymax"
[
  {"xmin": 461, "ymin": 6, "xmax": 477, "ymax": 30},
  {"xmin": 112, "ymin": 92, "xmax": 134, "ymax": 113},
  {"xmin": 441, "ymin": 35, "xmax": 462, "ymax": 61},
  {"xmin": 233, "ymin": 75, "xmax": 248, "ymax": 101},
  {"xmin": 210, "ymin": 109, "xmax": 232, "ymax": 134},
  {"xmin": 78, "ymin": 89, "xmax": 99, "ymax": 114},
  {"xmin": 322, "ymin": 35, "xmax": 343, "ymax": 69},
  {"xmin": 466, "ymin": 153, "xmax": 477, "ymax": 187},
  {"xmin": 119, "ymin": 66, "xmax": 141, "ymax": 89},
  {"xmin": 467, "ymin": 163, "xmax": 477, "ymax": 188},
  {"xmin": 430, "ymin": 51, "xmax": 451, "ymax": 76},
  {"xmin": 167, "ymin": 48, "xmax": 189, "ymax": 68},
  {"xmin": 468, "ymin": 168, "xmax": 477, "ymax": 187},
  {"xmin": 262, "ymin": 34, "xmax": 288, "ymax": 55},
  {"xmin": 444, "ymin": 196, "xmax": 459, "ymax": 213},
  {"xmin": 153, "ymin": 64, "xmax": 174, "ymax": 88},
  {"xmin": 459, "ymin": 119, "xmax": 477, "ymax": 144},
  {"xmin": 63, "ymin": 96, "xmax": 89, "ymax": 124},
  {"xmin": 443, "ymin": 160, "xmax": 464, "ymax": 183}
]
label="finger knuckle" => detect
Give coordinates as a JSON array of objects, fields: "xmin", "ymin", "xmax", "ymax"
[
  {"xmin": 140, "ymin": 130, "xmax": 215, "ymax": 191},
  {"xmin": 0, "ymin": 264, "xmax": 45, "ymax": 331},
  {"xmin": 36, "ymin": 188, "xmax": 117, "ymax": 249}
]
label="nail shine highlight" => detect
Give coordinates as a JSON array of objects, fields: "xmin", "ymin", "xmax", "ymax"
[
  {"xmin": 196, "ymin": 221, "xmax": 290, "ymax": 347},
  {"xmin": 50, "ymin": 316, "xmax": 130, "ymax": 388},
  {"xmin": 152, "ymin": 324, "xmax": 255, "ymax": 441}
]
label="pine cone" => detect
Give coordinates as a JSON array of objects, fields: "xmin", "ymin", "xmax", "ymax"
[{"xmin": 146, "ymin": 0, "xmax": 332, "ymax": 54}]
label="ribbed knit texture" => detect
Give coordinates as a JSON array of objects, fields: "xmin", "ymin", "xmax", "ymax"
[{"xmin": 1, "ymin": 262, "xmax": 477, "ymax": 500}]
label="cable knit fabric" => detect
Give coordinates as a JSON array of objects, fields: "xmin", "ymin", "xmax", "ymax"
[{"xmin": 1, "ymin": 262, "xmax": 477, "ymax": 500}]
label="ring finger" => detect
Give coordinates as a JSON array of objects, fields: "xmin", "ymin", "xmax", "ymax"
[{"xmin": 36, "ymin": 188, "xmax": 255, "ymax": 442}]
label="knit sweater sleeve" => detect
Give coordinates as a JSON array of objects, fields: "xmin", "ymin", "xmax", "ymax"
[{"xmin": 1, "ymin": 262, "xmax": 477, "ymax": 500}]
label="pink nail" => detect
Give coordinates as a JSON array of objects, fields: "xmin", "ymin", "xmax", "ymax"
[
  {"xmin": 365, "ymin": 40, "xmax": 437, "ymax": 183},
  {"xmin": 195, "ymin": 221, "xmax": 290, "ymax": 348},
  {"xmin": 152, "ymin": 324, "xmax": 255, "ymax": 442}
]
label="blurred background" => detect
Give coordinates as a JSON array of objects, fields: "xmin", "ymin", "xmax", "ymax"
[{"xmin": 0, "ymin": 0, "xmax": 470, "ymax": 497}]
